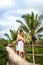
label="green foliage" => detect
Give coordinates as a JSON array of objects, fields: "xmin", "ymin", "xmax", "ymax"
[
  {"xmin": 35, "ymin": 56, "xmax": 43, "ymax": 65},
  {"xmin": 0, "ymin": 29, "xmax": 17, "ymax": 65},
  {"xmin": 0, "ymin": 49, "xmax": 8, "ymax": 65},
  {"xmin": 0, "ymin": 13, "xmax": 43, "ymax": 65},
  {"xmin": 0, "ymin": 39, "xmax": 8, "ymax": 65},
  {"xmin": 4, "ymin": 29, "xmax": 17, "ymax": 43}
]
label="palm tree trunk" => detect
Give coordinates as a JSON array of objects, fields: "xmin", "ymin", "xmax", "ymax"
[{"xmin": 32, "ymin": 41, "xmax": 35, "ymax": 63}]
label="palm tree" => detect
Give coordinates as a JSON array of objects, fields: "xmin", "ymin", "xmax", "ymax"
[{"xmin": 16, "ymin": 12, "xmax": 43, "ymax": 63}]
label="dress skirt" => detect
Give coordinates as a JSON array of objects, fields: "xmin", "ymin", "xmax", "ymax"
[{"xmin": 16, "ymin": 40, "xmax": 24, "ymax": 53}]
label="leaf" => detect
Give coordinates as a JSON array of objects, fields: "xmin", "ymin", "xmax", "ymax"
[
  {"xmin": 36, "ymin": 27, "xmax": 43, "ymax": 33},
  {"xmin": 39, "ymin": 15, "xmax": 43, "ymax": 20},
  {"xmin": 20, "ymin": 25, "xmax": 29, "ymax": 34},
  {"xmin": 4, "ymin": 34, "xmax": 11, "ymax": 41},
  {"xmin": 22, "ymin": 14, "xmax": 31, "ymax": 28}
]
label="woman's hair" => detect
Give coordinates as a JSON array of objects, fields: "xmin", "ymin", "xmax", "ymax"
[
  {"xmin": 19, "ymin": 29, "xmax": 23, "ymax": 34},
  {"xmin": 19, "ymin": 29, "xmax": 23, "ymax": 32}
]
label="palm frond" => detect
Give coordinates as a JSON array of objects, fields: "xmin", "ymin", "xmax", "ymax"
[
  {"xmin": 30, "ymin": 13, "xmax": 39, "ymax": 30},
  {"xmin": 10, "ymin": 30, "xmax": 17, "ymax": 41},
  {"xmin": 33, "ymin": 19, "xmax": 40, "ymax": 30},
  {"xmin": 31, "ymin": 12, "xmax": 34, "ymax": 21},
  {"xmin": 16, "ymin": 19, "xmax": 29, "ymax": 30},
  {"xmin": 19, "ymin": 25, "xmax": 29, "ymax": 34},
  {"xmin": 22, "ymin": 12, "xmax": 39, "ymax": 31},
  {"xmin": 10, "ymin": 29, "xmax": 14, "ymax": 39},
  {"xmin": 0, "ymin": 38, "xmax": 6, "ymax": 41},
  {"xmin": 37, "ymin": 34, "xmax": 43, "ymax": 39},
  {"xmin": 11, "ymin": 31, "xmax": 17, "ymax": 41},
  {"xmin": 16, "ymin": 20, "xmax": 24, "ymax": 25},
  {"xmin": 4, "ymin": 34, "xmax": 12, "ymax": 41},
  {"xmin": 38, "ymin": 34, "xmax": 43, "ymax": 37},
  {"xmin": 39, "ymin": 15, "xmax": 43, "ymax": 20},
  {"xmin": 10, "ymin": 29, "xmax": 14, "ymax": 33},
  {"xmin": 36, "ymin": 27, "xmax": 43, "ymax": 33},
  {"xmin": 22, "ymin": 14, "xmax": 30, "ymax": 20},
  {"xmin": 22, "ymin": 14, "xmax": 31, "ymax": 28}
]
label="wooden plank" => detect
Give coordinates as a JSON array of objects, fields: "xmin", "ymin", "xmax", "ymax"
[
  {"xmin": 0, "ymin": 49, "xmax": 5, "ymax": 50},
  {"xmin": 26, "ymin": 45, "xmax": 43, "ymax": 47},
  {"xmin": 25, "ymin": 54, "xmax": 43, "ymax": 56}
]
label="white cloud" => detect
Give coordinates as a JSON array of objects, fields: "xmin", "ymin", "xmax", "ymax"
[
  {"xmin": 14, "ymin": 9, "xmax": 38, "ymax": 14},
  {"xmin": 23, "ymin": 0, "xmax": 42, "ymax": 7},
  {"xmin": 4, "ymin": 15, "xmax": 21, "ymax": 21},
  {"xmin": 3, "ymin": 10, "xmax": 22, "ymax": 21},
  {"xmin": 0, "ymin": 30, "xmax": 10, "ymax": 39},
  {"xmin": 0, "ymin": 30, "xmax": 9, "ymax": 34},
  {"xmin": 31, "ymin": 0, "xmax": 42, "ymax": 3},
  {"xmin": 0, "ymin": 0, "xmax": 15, "ymax": 8},
  {"xmin": 24, "ymin": 0, "xmax": 42, "ymax": 4},
  {"xmin": 0, "ymin": 20, "xmax": 19, "ymax": 29},
  {"xmin": 3, "ymin": 9, "xmax": 38, "ymax": 17},
  {"xmin": 0, "ymin": 20, "xmax": 19, "ymax": 37}
]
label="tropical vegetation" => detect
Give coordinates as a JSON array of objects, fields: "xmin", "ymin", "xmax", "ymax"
[{"xmin": 0, "ymin": 12, "xmax": 43, "ymax": 65}]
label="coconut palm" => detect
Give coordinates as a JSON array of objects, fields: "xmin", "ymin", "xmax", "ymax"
[{"xmin": 16, "ymin": 12, "xmax": 43, "ymax": 63}]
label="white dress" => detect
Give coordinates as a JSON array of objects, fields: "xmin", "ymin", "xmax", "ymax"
[{"xmin": 16, "ymin": 40, "xmax": 24, "ymax": 53}]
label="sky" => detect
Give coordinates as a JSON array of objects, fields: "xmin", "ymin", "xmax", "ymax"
[{"xmin": 0, "ymin": 0, "xmax": 43, "ymax": 38}]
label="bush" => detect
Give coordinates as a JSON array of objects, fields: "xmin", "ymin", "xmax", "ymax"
[{"xmin": 0, "ymin": 43, "xmax": 8, "ymax": 65}]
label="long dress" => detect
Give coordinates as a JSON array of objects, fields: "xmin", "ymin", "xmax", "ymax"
[{"xmin": 16, "ymin": 40, "xmax": 24, "ymax": 53}]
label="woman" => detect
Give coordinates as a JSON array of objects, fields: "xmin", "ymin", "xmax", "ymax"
[{"xmin": 16, "ymin": 29, "xmax": 25, "ymax": 57}]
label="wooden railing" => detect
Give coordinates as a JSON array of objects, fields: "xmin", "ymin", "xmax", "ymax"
[
  {"xmin": 26, "ymin": 45, "xmax": 43, "ymax": 47},
  {"xmin": 25, "ymin": 45, "xmax": 43, "ymax": 56},
  {"xmin": 0, "ymin": 44, "xmax": 43, "ymax": 64},
  {"xmin": 25, "ymin": 54, "xmax": 43, "ymax": 56}
]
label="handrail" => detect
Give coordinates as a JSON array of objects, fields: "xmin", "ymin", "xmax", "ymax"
[
  {"xmin": 0, "ymin": 45, "xmax": 43, "ymax": 56},
  {"xmin": 26, "ymin": 45, "xmax": 43, "ymax": 47},
  {"xmin": 25, "ymin": 54, "xmax": 43, "ymax": 56}
]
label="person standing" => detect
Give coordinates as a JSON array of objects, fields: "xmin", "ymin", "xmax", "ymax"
[{"xmin": 16, "ymin": 29, "xmax": 25, "ymax": 57}]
